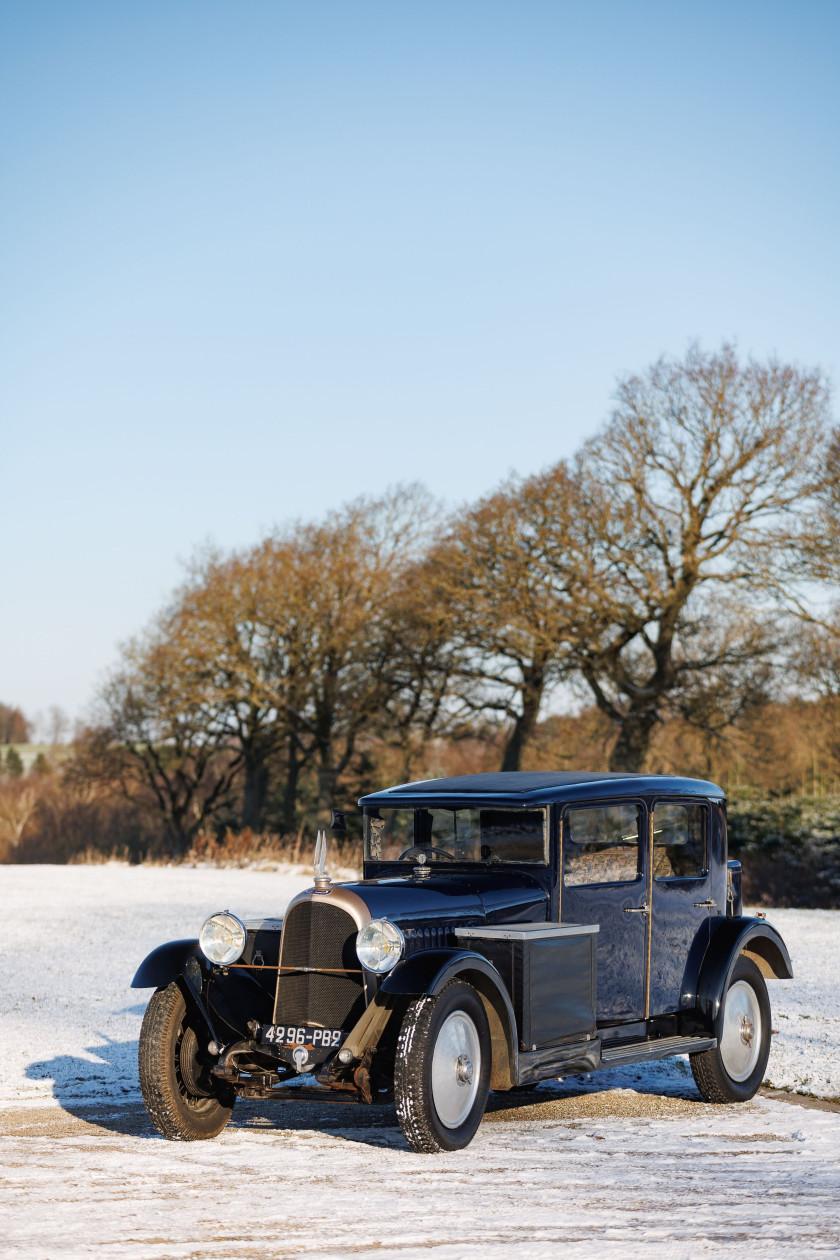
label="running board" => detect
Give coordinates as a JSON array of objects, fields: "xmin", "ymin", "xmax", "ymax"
[
  {"xmin": 599, "ymin": 1035, "xmax": 716, "ymax": 1068},
  {"xmin": 517, "ymin": 1037, "xmax": 602, "ymax": 1086}
]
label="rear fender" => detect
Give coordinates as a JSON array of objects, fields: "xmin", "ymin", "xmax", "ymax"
[
  {"xmin": 696, "ymin": 917, "xmax": 793, "ymax": 1031},
  {"xmin": 381, "ymin": 948, "xmax": 518, "ymax": 1090}
]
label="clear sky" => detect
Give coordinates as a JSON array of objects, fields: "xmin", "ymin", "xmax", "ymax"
[{"xmin": 2, "ymin": 0, "xmax": 839, "ymax": 727}]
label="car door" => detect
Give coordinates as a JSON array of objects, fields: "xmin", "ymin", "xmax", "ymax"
[
  {"xmin": 559, "ymin": 799, "xmax": 648, "ymax": 1022},
  {"xmin": 647, "ymin": 798, "xmax": 713, "ymax": 1015}
]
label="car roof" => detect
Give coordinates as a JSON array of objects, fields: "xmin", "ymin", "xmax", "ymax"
[{"xmin": 358, "ymin": 770, "xmax": 725, "ymax": 808}]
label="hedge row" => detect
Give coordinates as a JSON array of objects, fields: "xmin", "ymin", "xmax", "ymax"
[{"xmin": 727, "ymin": 796, "xmax": 840, "ymax": 908}]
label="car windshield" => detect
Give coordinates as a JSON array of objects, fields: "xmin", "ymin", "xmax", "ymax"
[{"xmin": 364, "ymin": 806, "xmax": 547, "ymax": 864}]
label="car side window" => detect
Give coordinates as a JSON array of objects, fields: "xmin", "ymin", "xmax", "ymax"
[
  {"xmin": 563, "ymin": 803, "xmax": 641, "ymax": 887},
  {"xmin": 652, "ymin": 802, "xmax": 706, "ymax": 879}
]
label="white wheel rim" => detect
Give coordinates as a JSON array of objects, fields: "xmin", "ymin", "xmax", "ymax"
[
  {"xmin": 431, "ymin": 1011, "xmax": 481, "ymax": 1128},
  {"xmin": 720, "ymin": 979, "xmax": 762, "ymax": 1082}
]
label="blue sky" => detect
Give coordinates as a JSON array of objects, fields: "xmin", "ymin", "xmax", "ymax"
[{"xmin": 2, "ymin": 0, "xmax": 839, "ymax": 724}]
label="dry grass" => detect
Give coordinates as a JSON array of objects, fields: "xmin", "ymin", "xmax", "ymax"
[
  {"xmin": 183, "ymin": 826, "xmax": 362, "ymax": 874},
  {"xmin": 35, "ymin": 826, "xmax": 363, "ymax": 875}
]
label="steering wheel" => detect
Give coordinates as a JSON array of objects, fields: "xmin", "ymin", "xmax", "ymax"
[{"xmin": 397, "ymin": 845, "xmax": 456, "ymax": 862}]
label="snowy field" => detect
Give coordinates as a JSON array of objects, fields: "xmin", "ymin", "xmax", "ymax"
[{"xmin": 1, "ymin": 864, "xmax": 839, "ymax": 1259}]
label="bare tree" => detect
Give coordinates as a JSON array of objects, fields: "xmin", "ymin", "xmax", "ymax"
[
  {"xmin": 83, "ymin": 486, "xmax": 438, "ymax": 844},
  {"xmin": 0, "ymin": 780, "xmax": 40, "ymax": 855},
  {"xmin": 288, "ymin": 485, "xmax": 438, "ymax": 819},
  {"xmin": 0, "ymin": 704, "xmax": 30, "ymax": 745},
  {"xmin": 374, "ymin": 554, "xmax": 471, "ymax": 781},
  {"xmin": 790, "ymin": 427, "xmax": 840, "ymax": 594},
  {"xmin": 428, "ymin": 464, "xmax": 608, "ymax": 770},
  {"xmin": 571, "ymin": 343, "xmax": 830, "ymax": 771},
  {"xmin": 797, "ymin": 612, "xmax": 840, "ymax": 696},
  {"xmin": 794, "ymin": 611, "xmax": 840, "ymax": 774},
  {"xmin": 46, "ymin": 706, "xmax": 70, "ymax": 746},
  {"xmin": 89, "ymin": 633, "xmax": 242, "ymax": 853},
  {"xmin": 170, "ymin": 541, "xmax": 311, "ymax": 833}
]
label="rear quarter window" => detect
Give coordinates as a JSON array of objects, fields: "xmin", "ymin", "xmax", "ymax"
[{"xmin": 652, "ymin": 802, "xmax": 707, "ymax": 879}]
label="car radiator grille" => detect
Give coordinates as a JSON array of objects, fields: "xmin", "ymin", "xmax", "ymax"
[{"xmin": 273, "ymin": 900, "xmax": 366, "ymax": 1029}]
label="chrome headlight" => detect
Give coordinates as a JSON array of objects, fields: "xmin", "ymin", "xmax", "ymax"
[
  {"xmin": 356, "ymin": 918, "xmax": 405, "ymax": 974},
  {"xmin": 199, "ymin": 911, "xmax": 246, "ymax": 965}
]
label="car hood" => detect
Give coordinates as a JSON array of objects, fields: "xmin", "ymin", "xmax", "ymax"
[{"xmin": 337, "ymin": 870, "xmax": 548, "ymax": 929}]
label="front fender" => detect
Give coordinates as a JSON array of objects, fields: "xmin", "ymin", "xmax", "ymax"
[
  {"xmin": 380, "ymin": 947, "xmax": 506, "ymax": 998},
  {"xmin": 131, "ymin": 939, "xmax": 201, "ymax": 989},
  {"xmin": 381, "ymin": 948, "xmax": 519, "ymax": 1090},
  {"xmin": 696, "ymin": 917, "xmax": 793, "ymax": 1028}
]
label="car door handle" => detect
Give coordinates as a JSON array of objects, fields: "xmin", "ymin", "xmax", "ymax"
[
  {"xmin": 693, "ymin": 898, "xmax": 717, "ymax": 908},
  {"xmin": 624, "ymin": 903, "xmax": 649, "ymax": 915}
]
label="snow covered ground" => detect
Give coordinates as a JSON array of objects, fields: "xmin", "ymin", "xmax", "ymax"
[{"xmin": 1, "ymin": 864, "xmax": 839, "ymax": 1258}]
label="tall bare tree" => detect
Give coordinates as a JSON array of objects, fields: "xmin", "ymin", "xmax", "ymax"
[{"xmin": 571, "ymin": 343, "xmax": 830, "ymax": 771}]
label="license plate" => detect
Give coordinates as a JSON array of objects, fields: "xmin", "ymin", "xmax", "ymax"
[{"xmin": 259, "ymin": 1023, "xmax": 344, "ymax": 1050}]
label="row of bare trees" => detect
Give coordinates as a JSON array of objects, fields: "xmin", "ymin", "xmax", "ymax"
[{"xmin": 77, "ymin": 343, "xmax": 836, "ymax": 852}]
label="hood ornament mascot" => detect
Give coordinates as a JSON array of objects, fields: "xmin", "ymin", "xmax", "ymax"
[{"xmin": 313, "ymin": 829, "xmax": 331, "ymax": 892}]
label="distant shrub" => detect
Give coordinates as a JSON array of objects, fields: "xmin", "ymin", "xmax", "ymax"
[
  {"xmin": 4, "ymin": 747, "xmax": 24, "ymax": 778},
  {"xmin": 32, "ymin": 752, "xmax": 51, "ymax": 776}
]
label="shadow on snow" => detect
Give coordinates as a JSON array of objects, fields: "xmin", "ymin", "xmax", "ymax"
[{"xmin": 25, "ymin": 1036, "xmax": 703, "ymax": 1145}]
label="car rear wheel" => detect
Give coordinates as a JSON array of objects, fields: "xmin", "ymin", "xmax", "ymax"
[
  {"xmin": 690, "ymin": 956, "xmax": 771, "ymax": 1103},
  {"xmin": 138, "ymin": 981, "xmax": 235, "ymax": 1140},
  {"xmin": 394, "ymin": 980, "xmax": 491, "ymax": 1153}
]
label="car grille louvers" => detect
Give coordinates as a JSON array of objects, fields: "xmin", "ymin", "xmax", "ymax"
[
  {"xmin": 273, "ymin": 899, "xmax": 366, "ymax": 1029},
  {"xmin": 402, "ymin": 924, "xmax": 452, "ymax": 955}
]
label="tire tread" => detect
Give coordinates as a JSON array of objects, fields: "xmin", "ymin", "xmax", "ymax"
[
  {"xmin": 393, "ymin": 981, "xmax": 490, "ymax": 1154},
  {"xmin": 689, "ymin": 1043, "xmax": 737, "ymax": 1104},
  {"xmin": 138, "ymin": 982, "xmax": 233, "ymax": 1141},
  {"xmin": 394, "ymin": 994, "xmax": 440, "ymax": 1153},
  {"xmin": 689, "ymin": 956, "xmax": 771, "ymax": 1105}
]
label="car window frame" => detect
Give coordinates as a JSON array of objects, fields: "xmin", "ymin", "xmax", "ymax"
[
  {"xmin": 362, "ymin": 803, "xmax": 550, "ymax": 866},
  {"xmin": 560, "ymin": 798, "xmax": 646, "ymax": 890},
  {"xmin": 650, "ymin": 796, "xmax": 710, "ymax": 883}
]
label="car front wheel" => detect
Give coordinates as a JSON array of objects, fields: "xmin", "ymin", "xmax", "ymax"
[
  {"xmin": 690, "ymin": 956, "xmax": 771, "ymax": 1103},
  {"xmin": 138, "ymin": 981, "xmax": 235, "ymax": 1140},
  {"xmin": 394, "ymin": 980, "xmax": 491, "ymax": 1153}
]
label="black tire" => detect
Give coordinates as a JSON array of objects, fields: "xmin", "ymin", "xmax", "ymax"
[
  {"xmin": 138, "ymin": 981, "xmax": 235, "ymax": 1141},
  {"xmin": 690, "ymin": 956, "xmax": 771, "ymax": 1104},
  {"xmin": 394, "ymin": 980, "xmax": 491, "ymax": 1153}
]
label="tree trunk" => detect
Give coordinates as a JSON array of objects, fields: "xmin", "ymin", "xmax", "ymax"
[
  {"xmin": 317, "ymin": 755, "xmax": 338, "ymax": 825},
  {"xmin": 500, "ymin": 664, "xmax": 546, "ymax": 772},
  {"xmin": 242, "ymin": 752, "xmax": 268, "ymax": 832},
  {"xmin": 281, "ymin": 733, "xmax": 301, "ymax": 834},
  {"xmin": 168, "ymin": 807, "xmax": 191, "ymax": 858},
  {"xmin": 607, "ymin": 711, "xmax": 658, "ymax": 773}
]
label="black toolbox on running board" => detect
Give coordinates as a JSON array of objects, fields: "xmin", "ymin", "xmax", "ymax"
[{"xmin": 454, "ymin": 922, "xmax": 599, "ymax": 1052}]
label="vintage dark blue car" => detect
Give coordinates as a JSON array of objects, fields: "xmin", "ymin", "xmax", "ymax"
[{"xmin": 133, "ymin": 771, "xmax": 792, "ymax": 1152}]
